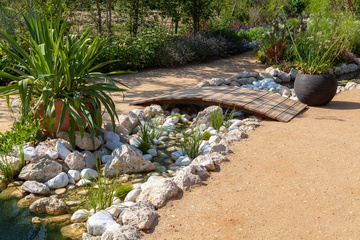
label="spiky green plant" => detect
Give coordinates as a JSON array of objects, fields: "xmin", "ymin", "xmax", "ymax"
[{"xmin": 0, "ymin": 12, "xmax": 130, "ymax": 147}]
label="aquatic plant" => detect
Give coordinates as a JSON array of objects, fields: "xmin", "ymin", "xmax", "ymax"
[
  {"xmin": 83, "ymin": 163, "xmax": 120, "ymax": 212},
  {"xmin": 209, "ymin": 106, "xmax": 236, "ymax": 130},
  {"xmin": 181, "ymin": 129, "xmax": 203, "ymax": 159}
]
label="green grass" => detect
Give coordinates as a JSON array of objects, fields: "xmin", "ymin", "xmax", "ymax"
[
  {"xmin": 180, "ymin": 129, "xmax": 204, "ymax": 159},
  {"xmin": 115, "ymin": 184, "xmax": 133, "ymax": 201},
  {"xmin": 83, "ymin": 163, "xmax": 120, "ymax": 212}
]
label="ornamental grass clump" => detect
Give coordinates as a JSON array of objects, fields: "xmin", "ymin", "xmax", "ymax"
[
  {"xmin": 209, "ymin": 107, "xmax": 236, "ymax": 130},
  {"xmin": 288, "ymin": 9, "xmax": 358, "ymax": 74},
  {"xmin": 83, "ymin": 163, "xmax": 120, "ymax": 212},
  {"xmin": 0, "ymin": 12, "xmax": 129, "ymax": 147},
  {"xmin": 180, "ymin": 130, "xmax": 203, "ymax": 159}
]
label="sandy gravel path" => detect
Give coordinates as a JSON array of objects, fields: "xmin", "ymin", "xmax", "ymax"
[{"xmin": 143, "ymin": 89, "xmax": 360, "ymax": 239}]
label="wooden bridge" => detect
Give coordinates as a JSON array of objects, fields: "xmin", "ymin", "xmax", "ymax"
[{"xmin": 130, "ymin": 86, "xmax": 307, "ymax": 122}]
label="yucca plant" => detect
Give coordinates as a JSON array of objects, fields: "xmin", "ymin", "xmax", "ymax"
[{"xmin": 0, "ymin": 12, "xmax": 129, "ymax": 147}]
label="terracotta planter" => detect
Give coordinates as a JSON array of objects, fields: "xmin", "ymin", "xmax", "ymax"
[
  {"xmin": 294, "ymin": 73, "xmax": 337, "ymax": 106},
  {"xmin": 38, "ymin": 100, "xmax": 89, "ymax": 137}
]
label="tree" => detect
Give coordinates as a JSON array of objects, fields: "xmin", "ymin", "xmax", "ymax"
[{"xmin": 182, "ymin": 0, "xmax": 213, "ymax": 32}]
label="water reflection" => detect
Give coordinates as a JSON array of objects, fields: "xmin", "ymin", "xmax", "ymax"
[{"xmin": 0, "ymin": 198, "xmax": 63, "ymax": 240}]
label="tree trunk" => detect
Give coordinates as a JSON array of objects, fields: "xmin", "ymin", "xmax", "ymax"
[
  {"xmin": 96, "ymin": 0, "xmax": 102, "ymax": 34},
  {"xmin": 107, "ymin": 0, "xmax": 112, "ymax": 35},
  {"xmin": 231, "ymin": 0, "xmax": 237, "ymax": 17}
]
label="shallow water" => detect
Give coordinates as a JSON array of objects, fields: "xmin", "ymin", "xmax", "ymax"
[{"xmin": 0, "ymin": 198, "xmax": 63, "ymax": 240}]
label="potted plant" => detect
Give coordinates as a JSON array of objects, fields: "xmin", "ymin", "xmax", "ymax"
[
  {"xmin": 288, "ymin": 9, "xmax": 356, "ymax": 106},
  {"xmin": 0, "ymin": 12, "xmax": 129, "ymax": 147}
]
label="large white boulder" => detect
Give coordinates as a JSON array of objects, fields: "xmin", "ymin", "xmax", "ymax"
[{"xmin": 103, "ymin": 144, "xmax": 155, "ymax": 177}]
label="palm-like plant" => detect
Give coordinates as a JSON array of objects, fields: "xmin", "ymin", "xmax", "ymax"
[{"xmin": 0, "ymin": 12, "xmax": 129, "ymax": 147}]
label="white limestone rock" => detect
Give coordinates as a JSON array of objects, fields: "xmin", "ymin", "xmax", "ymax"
[
  {"xmin": 87, "ymin": 210, "xmax": 117, "ymax": 236},
  {"xmin": 65, "ymin": 151, "xmax": 86, "ymax": 171},
  {"xmin": 119, "ymin": 201, "xmax": 159, "ymax": 230},
  {"xmin": 101, "ymin": 224, "xmax": 141, "ymax": 240},
  {"xmin": 124, "ymin": 189, "xmax": 142, "ymax": 202},
  {"xmin": 45, "ymin": 172, "xmax": 69, "ymax": 189},
  {"xmin": 75, "ymin": 131, "xmax": 102, "ymax": 151},
  {"xmin": 71, "ymin": 209, "xmax": 91, "ymax": 223},
  {"xmin": 67, "ymin": 170, "xmax": 80, "ymax": 182},
  {"xmin": 81, "ymin": 168, "xmax": 98, "ymax": 180},
  {"xmin": 20, "ymin": 180, "xmax": 50, "ymax": 195},
  {"xmin": 103, "ymin": 144, "xmax": 155, "ymax": 177},
  {"xmin": 137, "ymin": 178, "xmax": 179, "ymax": 209},
  {"xmin": 24, "ymin": 147, "xmax": 38, "ymax": 161},
  {"xmin": 19, "ymin": 157, "xmax": 62, "ymax": 182},
  {"xmin": 56, "ymin": 141, "xmax": 71, "ymax": 160}
]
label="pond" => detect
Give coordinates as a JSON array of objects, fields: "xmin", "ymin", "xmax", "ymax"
[{"xmin": 0, "ymin": 198, "xmax": 63, "ymax": 240}]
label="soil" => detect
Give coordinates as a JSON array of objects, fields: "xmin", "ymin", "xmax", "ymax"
[{"xmin": 1, "ymin": 51, "xmax": 360, "ymax": 239}]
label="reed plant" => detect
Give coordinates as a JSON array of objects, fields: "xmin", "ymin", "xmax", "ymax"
[
  {"xmin": 180, "ymin": 130, "xmax": 203, "ymax": 159},
  {"xmin": 209, "ymin": 107, "xmax": 236, "ymax": 130},
  {"xmin": 83, "ymin": 163, "xmax": 120, "ymax": 212}
]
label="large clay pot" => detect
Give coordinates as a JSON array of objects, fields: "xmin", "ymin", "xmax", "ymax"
[
  {"xmin": 38, "ymin": 100, "xmax": 89, "ymax": 137},
  {"xmin": 294, "ymin": 73, "xmax": 337, "ymax": 106}
]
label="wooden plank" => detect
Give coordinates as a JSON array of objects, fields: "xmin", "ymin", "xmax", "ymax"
[
  {"xmin": 130, "ymin": 86, "xmax": 307, "ymax": 123},
  {"xmin": 202, "ymin": 87, "xmax": 240, "ymax": 102},
  {"xmin": 254, "ymin": 95, "xmax": 287, "ymax": 114},
  {"xmin": 276, "ymin": 101, "xmax": 307, "ymax": 122},
  {"xmin": 244, "ymin": 92, "xmax": 275, "ymax": 110},
  {"xmin": 219, "ymin": 87, "xmax": 254, "ymax": 104},
  {"xmin": 264, "ymin": 98, "xmax": 298, "ymax": 121},
  {"xmin": 232, "ymin": 90, "xmax": 269, "ymax": 107}
]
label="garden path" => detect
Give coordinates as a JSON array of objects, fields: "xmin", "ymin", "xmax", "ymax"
[{"xmin": 143, "ymin": 89, "xmax": 360, "ymax": 239}]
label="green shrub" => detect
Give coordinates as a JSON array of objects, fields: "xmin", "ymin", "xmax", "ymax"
[
  {"xmin": 201, "ymin": 131, "xmax": 211, "ymax": 140},
  {"xmin": 115, "ymin": 184, "xmax": 133, "ymax": 201},
  {"xmin": 0, "ymin": 116, "xmax": 41, "ymax": 184},
  {"xmin": 137, "ymin": 140, "xmax": 151, "ymax": 154}
]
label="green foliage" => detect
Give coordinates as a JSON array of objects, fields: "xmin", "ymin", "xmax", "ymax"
[
  {"xmin": 209, "ymin": 106, "xmax": 235, "ymax": 130},
  {"xmin": 225, "ymin": 108, "xmax": 236, "ymax": 128},
  {"xmin": 182, "ymin": 0, "xmax": 214, "ymax": 32},
  {"xmin": 201, "ymin": 131, "xmax": 211, "ymax": 140},
  {"xmin": 209, "ymin": 107, "xmax": 223, "ymax": 130},
  {"xmin": 257, "ymin": 27, "xmax": 288, "ymax": 65},
  {"xmin": 138, "ymin": 120, "xmax": 152, "ymax": 154},
  {"xmin": 115, "ymin": 184, "xmax": 133, "ymax": 201},
  {"xmin": 0, "ymin": 12, "xmax": 129, "ymax": 148},
  {"xmin": 181, "ymin": 129, "xmax": 203, "ymax": 159},
  {"xmin": 288, "ymin": 8, "xmax": 359, "ymax": 74},
  {"xmin": 83, "ymin": 163, "xmax": 120, "ymax": 212},
  {"xmin": 137, "ymin": 140, "xmax": 151, "ymax": 154},
  {"xmin": 0, "ymin": 116, "xmax": 39, "ymax": 184},
  {"xmin": 0, "ymin": 148, "xmax": 24, "ymax": 184},
  {"xmin": 0, "ymin": 116, "xmax": 43, "ymax": 147}
]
